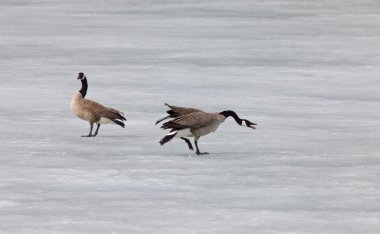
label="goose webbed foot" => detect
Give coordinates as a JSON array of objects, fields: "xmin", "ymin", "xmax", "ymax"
[
  {"xmin": 194, "ymin": 140, "xmax": 208, "ymax": 155},
  {"xmin": 81, "ymin": 132, "xmax": 96, "ymax": 137},
  {"xmin": 81, "ymin": 134, "xmax": 93, "ymax": 137},
  {"xmin": 81, "ymin": 123, "xmax": 95, "ymax": 137},
  {"xmin": 196, "ymin": 151, "xmax": 209, "ymax": 155}
]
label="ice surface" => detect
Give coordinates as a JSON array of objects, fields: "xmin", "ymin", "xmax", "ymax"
[{"xmin": 1, "ymin": 0, "xmax": 380, "ymax": 233}]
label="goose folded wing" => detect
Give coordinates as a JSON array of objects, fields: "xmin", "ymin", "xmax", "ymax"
[
  {"xmin": 81, "ymin": 99, "xmax": 105, "ymax": 112},
  {"xmin": 161, "ymin": 112, "xmax": 214, "ymax": 129},
  {"xmin": 98, "ymin": 107, "xmax": 125, "ymax": 120},
  {"xmin": 106, "ymin": 107, "xmax": 126, "ymax": 120}
]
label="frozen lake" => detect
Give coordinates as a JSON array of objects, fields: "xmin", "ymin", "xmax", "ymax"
[{"xmin": 1, "ymin": 0, "xmax": 380, "ymax": 233}]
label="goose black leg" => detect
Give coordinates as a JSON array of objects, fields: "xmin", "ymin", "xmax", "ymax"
[
  {"xmin": 194, "ymin": 139, "xmax": 209, "ymax": 155},
  {"xmin": 181, "ymin": 137, "xmax": 194, "ymax": 151},
  {"xmin": 82, "ymin": 123, "xmax": 94, "ymax": 137},
  {"xmin": 93, "ymin": 124, "xmax": 101, "ymax": 137}
]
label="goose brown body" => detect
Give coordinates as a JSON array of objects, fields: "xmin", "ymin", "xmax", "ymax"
[{"xmin": 161, "ymin": 111, "xmax": 226, "ymax": 138}]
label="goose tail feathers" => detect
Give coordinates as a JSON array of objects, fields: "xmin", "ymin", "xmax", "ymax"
[{"xmin": 159, "ymin": 130, "xmax": 177, "ymax": 145}]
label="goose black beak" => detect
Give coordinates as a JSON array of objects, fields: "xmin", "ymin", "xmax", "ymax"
[{"xmin": 249, "ymin": 123, "xmax": 257, "ymax": 129}]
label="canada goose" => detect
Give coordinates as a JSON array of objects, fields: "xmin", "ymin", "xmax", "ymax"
[
  {"xmin": 159, "ymin": 109, "xmax": 257, "ymax": 155},
  {"xmin": 156, "ymin": 103, "xmax": 204, "ymax": 151},
  {"xmin": 71, "ymin": 72, "xmax": 126, "ymax": 137}
]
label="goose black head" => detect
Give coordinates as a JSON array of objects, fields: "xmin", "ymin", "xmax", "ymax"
[
  {"xmin": 241, "ymin": 119, "xmax": 257, "ymax": 129},
  {"xmin": 219, "ymin": 110, "xmax": 257, "ymax": 129},
  {"xmin": 77, "ymin": 72, "xmax": 86, "ymax": 80}
]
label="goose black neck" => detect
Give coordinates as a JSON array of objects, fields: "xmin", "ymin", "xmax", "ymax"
[
  {"xmin": 219, "ymin": 110, "xmax": 242, "ymax": 125},
  {"xmin": 79, "ymin": 78, "xmax": 88, "ymax": 98}
]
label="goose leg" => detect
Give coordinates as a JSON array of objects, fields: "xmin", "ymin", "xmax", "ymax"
[
  {"xmin": 194, "ymin": 139, "xmax": 209, "ymax": 155},
  {"xmin": 82, "ymin": 123, "xmax": 94, "ymax": 137},
  {"xmin": 181, "ymin": 137, "xmax": 194, "ymax": 151},
  {"xmin": 93, "ymin": 124, "xmax": 100, "ymax": 137}
]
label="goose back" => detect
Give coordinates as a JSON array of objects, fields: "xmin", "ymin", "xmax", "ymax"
[{"xmin": 165, "ymin": 103, "xmax": 203, "ymax": 117}]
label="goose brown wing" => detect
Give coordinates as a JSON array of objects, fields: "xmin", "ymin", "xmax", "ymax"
[
  {"xmin": 161, "ymin": 112, "xmax": 216, "ymax": 130},
  {"xmin": 81, "ymin": 99, "xmax": 106, "ymax": 113},
  {"xmin": 82, "ymin": 99, "xmax": 125, "ymax": 121},
  {"xmin": 98, "ymin": 107, "xmax": 126, "ymax": 121},
  {"xmin": 165, "ymin": 103, "xmax": 203, "ymax": 116},
  {"xmin": 106, "ymin": 107, "xmax": 126, "ymax": 120}
]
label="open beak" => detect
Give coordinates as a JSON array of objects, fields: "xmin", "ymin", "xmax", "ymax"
[{"xmin": 249, "ymin": 123, "xmax": 257, "ymax": 129}]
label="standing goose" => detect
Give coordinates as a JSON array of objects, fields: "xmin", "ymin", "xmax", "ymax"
[
  {"xmin": 71, "ymin": 72, "xmax": 126, "ymax": 137},
  {"xmin": 159, "ymin": 110, "xmax": 257, "ymax": 155}
]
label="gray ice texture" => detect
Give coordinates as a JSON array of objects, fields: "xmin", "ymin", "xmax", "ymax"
[{"xmin": 1, "ymin": 1, "xmax": 380, "ymax": 233}]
